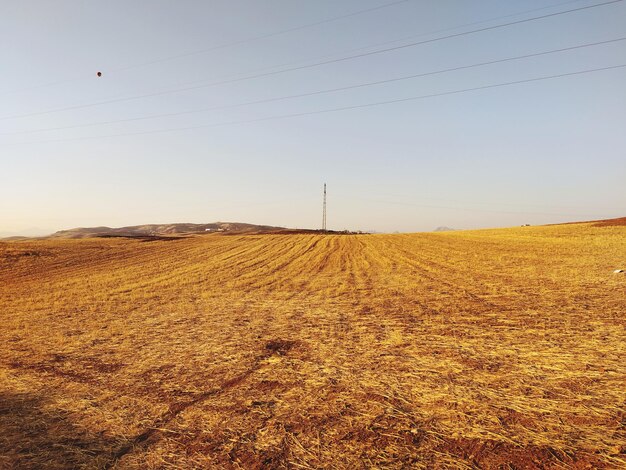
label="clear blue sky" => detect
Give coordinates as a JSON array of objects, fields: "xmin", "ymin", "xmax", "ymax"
[{"xmin": 1, "ymin": 0, "xmax": 625, "ymax": 235}]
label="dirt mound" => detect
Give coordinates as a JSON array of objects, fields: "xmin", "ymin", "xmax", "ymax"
[
  {"xmin": 550, "ymin": 216, "xmax": 626, "ymax": 227},
  {"xmin": 591, "ymin": 216, "xmax": 626, "ymax": 227}
]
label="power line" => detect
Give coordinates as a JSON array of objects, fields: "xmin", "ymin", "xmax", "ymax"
[
  {"xmin": 111, "ymin": 0, "xmax": 593, "ymax": 89},
  {"xmin": 0, "ymin": 74, "xmax": 96, "ymax": 97},
  {"xmin": 109, "ymin": 0, "xmax": 595, "ymax": 94},
  {"xmin": 109, "ymin": 0, "xmax": 413, "ymax": 73},
  {"xmin": 1, "ymin": 0, "xmax": 622, "ymax": 122},
  {"xmin": 4, "ymin": 36, "xmax": 624, "ymax": 136},
  {"xmin": 0, "ymin": 0, "xmax": 586, "ymax": 98},
  {"xmin": 320, "ymin": 0, "xmax": 588, "ymax": 56},
  {"xmin": 0, "ymin": 0, "xmax": 411, "ymax": 96},
  {"xmin": 5, "ymin": 63, "xmax": 624, "ymax": 146}
]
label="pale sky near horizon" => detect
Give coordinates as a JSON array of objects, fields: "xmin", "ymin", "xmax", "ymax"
[{"xmin": 1, "ymin": 0, "xmax": 625, "ymax": 235}]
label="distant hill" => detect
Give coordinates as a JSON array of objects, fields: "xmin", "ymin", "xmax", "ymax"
[
  {"xmin": 50, "ymin": 222, "xmax": 286, "ymax": 239},
  {"xmin": 433, "ymin": 226, "xmax": 457, "ymax": 232}
]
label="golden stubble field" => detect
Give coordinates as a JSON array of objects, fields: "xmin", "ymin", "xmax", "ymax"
[{"xmin": 1, "ymin": 221, "xmax": 624, "ymax": 469}]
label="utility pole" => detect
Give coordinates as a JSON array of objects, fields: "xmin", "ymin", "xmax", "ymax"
[{"xmin": 322, "ymin": 183, "xmax": 327, "ymax": 232}]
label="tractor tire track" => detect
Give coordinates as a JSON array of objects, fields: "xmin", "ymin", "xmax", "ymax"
[{"xmin": 104, "ymin": 339, "xmax": 299, "ymax": 469}]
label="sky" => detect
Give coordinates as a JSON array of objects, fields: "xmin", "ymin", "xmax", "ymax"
[{"xmin": 1, "ymin": 0, "xmax": 625, "ymax": 235}]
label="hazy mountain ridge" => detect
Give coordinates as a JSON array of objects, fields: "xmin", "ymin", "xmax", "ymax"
[{"xmin": 51, "ymin": 222, "xmax": 285, "ymax": 239}]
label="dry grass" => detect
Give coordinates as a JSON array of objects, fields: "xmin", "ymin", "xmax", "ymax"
[{"xmin": 1, "ymin": 222, "xmax": 624, "ymax": 469}]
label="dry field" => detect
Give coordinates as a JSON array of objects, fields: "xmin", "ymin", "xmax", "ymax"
[{"xmin": 1, "ymin": 221, "xmax": 624, "ymax": 469}]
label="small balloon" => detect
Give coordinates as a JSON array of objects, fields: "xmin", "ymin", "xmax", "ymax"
[{"xmin": 97, "ymin": 72, "xmax": 102, "ymax": 77}]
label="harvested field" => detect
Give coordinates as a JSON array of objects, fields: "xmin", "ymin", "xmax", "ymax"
[{"xmin": 1, "ymin": 222, "xmax": 625, "ymax": 469}]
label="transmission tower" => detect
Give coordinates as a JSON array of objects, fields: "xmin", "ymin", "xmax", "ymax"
[{"xmin": 322, "ymin": 183, "xmax": 327, "ymax": 231}]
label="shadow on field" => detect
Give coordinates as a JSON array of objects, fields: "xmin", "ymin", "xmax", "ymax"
[{"xmin": 0, "ymin": 391, "xmax": 118, "ymax": 469}]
